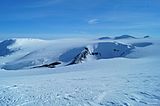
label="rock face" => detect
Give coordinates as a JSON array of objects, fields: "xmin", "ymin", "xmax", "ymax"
[
  {"xmin": 68, "ymin": 47, "xmax": 91, "ymax": 65},
  {"xmin": 33, "ymin": 62, "xmax": 61, "ymax": 68}
]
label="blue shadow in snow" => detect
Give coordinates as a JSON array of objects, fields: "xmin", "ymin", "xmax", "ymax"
[{"xmin": 0, "ymin": 39, "xmax": 16, "ymax": 56}]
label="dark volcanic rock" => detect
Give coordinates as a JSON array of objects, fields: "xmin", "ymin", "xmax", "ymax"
[
  {"xmin": 33, "ymin": 61, "xmax": 61, "ymax": 68},
  {"xmin": 68, "ymin": 47, "xmax": 91, "ymax": 65}
]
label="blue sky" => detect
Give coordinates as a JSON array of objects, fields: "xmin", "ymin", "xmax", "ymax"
[{"xmin": 0, "ymin": 0, "xmax": 160, "ymax": 39}]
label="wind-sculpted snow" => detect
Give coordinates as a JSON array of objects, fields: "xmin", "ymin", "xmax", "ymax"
[
  {"xmin": 1, "ymin": 38, "xmax": 89, "ymax": 70},
  {"xmin": 0, "ymin": 39, "xmax": 17, "ymax": 56},
  {"xmin": 0, "ymin": 57, "xmax": 160, "ymax": 106},
  {"xmin": 1, "ymin": 58, "xmax": 48, "ymax": 70},
  {"xmin": 0, "ymin": 36, "xmax": 159, "ymax": 106}
]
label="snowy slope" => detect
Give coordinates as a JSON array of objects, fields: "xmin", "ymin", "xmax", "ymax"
[
  {"xmin": 0, "ymin": 38, "xmax": 49, "ymax": 65},
  {"xmin": 0, "ymin": 38, "xmax": 90, "ymax": 70},
  {"xmin": 0, "ymin": 36, "xmax": 160, "ymax": 106},
  {"xmin": 0, "ymin": 36, "xmax": 153, "ymax": 70}
]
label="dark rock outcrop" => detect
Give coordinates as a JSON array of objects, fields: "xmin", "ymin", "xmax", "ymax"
[
  {"xmin": 67, "ymin": 47, "xmax": 91, "ymax": 65},
  {"xmin": 33, "ymin": 61, "xmax": 61, "ymax": 68}
]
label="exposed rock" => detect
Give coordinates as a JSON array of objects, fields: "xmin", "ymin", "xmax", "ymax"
[
  {"xmin": 33, "ymin": 61, "xmax": 61, "ymax": 68},
  {"xmin": 68, "ymin": 47, "xmax": 91, "ymax": 65},
  {"xmin": 91, "ymin": 52, "xmax": 101, "ymax": 56},
  {"xmin": 59, "ymin": 47, "xmax": 85, "ymax": 63}
]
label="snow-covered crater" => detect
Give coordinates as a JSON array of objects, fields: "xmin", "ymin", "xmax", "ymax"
[{"xmin": 0, "ymin": 36, "xmax": 154, "ymax": 70}]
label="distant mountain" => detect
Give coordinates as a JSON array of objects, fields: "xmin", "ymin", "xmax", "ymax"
[
  {"xmin": 144, "ymin": 36, "xmax": 150, "ymax": 38},
  {"xmin": 0, "ymin": 36, "xmax": 153, "ymax": 70},
  {"xmin": 114, "ymin": 35, "xmax": 136, "ymax": 40},
  {"xmin": 98, "ymin": 37, "xmax": 111, "ymax": 40},
  {"xmin": 98, "ymin": 35, "xmax": 137, "ymax": 40}
]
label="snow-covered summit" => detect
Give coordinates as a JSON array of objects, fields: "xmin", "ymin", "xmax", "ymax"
[
  {"xmin": 114, "ymin": 35, "xmax": 136, "ymax": 39},
  {"xmin": 0, "ymin": 36, "xmax": 154, "ymax": 70}
]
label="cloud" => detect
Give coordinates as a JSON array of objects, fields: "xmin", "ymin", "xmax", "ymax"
[{"xmin": 88, "ymin": 19, "xmax": 100, "ymax": 25}]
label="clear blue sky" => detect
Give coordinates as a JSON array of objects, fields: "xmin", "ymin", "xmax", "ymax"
[{"xmin": 0, "ymin": 0, "xmax": 160, "ymax": 39}]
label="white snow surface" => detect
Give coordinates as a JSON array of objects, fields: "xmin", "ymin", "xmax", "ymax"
[{"xmin": 0, "ymin": 36, "xmax": 160, "ymax": 106}]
